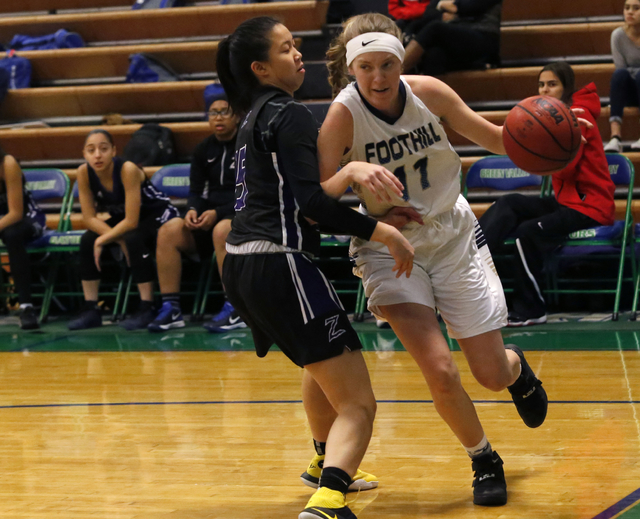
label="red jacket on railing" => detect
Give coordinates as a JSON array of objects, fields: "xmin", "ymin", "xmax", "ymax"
[
  {"xmin": 389, "ymin": 0, "xmax": 430, "ymax": 21},
  {"xmin": 552, "ymin": 82, "xmax": 616, "ymax": 226}
]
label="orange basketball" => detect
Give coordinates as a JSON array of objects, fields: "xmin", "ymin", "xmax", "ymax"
[{"xmin": 502, "ymin": 95, "xmax": 582, "ymax": 175}]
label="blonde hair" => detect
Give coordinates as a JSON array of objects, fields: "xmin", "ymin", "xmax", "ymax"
[{"xmin": 326, "ymin": 13, "xmax": 403, "ymax": 98}]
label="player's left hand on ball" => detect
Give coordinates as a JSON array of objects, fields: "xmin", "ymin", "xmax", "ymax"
[{"xmin": 350, "ymin": 162, "xmax": 404, "ymax": 203}]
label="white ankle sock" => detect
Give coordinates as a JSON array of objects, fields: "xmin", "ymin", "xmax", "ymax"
[{"xmin": 465, "ymin": 435, "xmax": 491, "ymax": 458}]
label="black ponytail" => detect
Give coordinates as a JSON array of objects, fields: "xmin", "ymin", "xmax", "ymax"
[
  {"xmin": 216, "ymin": 37, "xmax": 245, "ymax": 114},
  {"xmin": 216, "ymin": 16, "xmax": 280, "ymax": 114}
]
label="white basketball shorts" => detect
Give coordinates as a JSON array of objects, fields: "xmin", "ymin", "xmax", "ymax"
[{"xmin": 351, "ymin": 195, "xmax": 507, "ymax": 340}]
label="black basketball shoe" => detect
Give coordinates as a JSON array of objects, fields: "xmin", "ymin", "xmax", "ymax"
[
  {"xmin": 506, "ymin": 344, "xmax": 548, "ymax": 428},
  {"xmin": 472, "ymin": 450, "xmax": 507, "ymax": 506}
]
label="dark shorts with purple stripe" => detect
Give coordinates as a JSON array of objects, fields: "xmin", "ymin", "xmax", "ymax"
[{"xmin": 222, "ymin": 252, "xmax": 363, "ymax": 367}]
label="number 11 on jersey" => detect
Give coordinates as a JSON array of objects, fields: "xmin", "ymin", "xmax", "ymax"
[{"xmin": 393, "ymin": 156, "xmax": 429, "ymax": 201}]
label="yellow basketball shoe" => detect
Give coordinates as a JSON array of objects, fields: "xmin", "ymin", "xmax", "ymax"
[
  {"xmin": 299, "ymin": 487, "xmax": 357, "ymax": 519},
  {"xmin": 300, "ymin": 454, "xmax": 379, "ymax": 492}
]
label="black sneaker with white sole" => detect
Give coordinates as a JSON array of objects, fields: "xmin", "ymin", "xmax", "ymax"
[
  {"xmin": 472, "ymin": 450, "xmax": 507, "ymax": 506},
  {"xmin": 507, "ymin": 312, "xmax": 547, "ymax": 327},
  {"xmin": 506, "ymin": 344, "xmax": 548, "ymax": 428}
]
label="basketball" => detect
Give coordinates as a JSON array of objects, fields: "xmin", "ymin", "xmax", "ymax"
[{"xmin": 502, "ymin": 95, "xmax": 582, "ymax": 175}]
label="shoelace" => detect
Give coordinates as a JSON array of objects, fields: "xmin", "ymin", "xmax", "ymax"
[{"xmin": 346, "ymin": 486, "xmax": 362, "ymax": 507}]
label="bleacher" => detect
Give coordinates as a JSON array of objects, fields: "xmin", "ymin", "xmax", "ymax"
[
  {"xmin": 0, "ymin": 0, "xmax": 131, "ymax": 14},
  {"xmin": 0, "ymin": 0, "xmax": 637, "ymax": 228}
]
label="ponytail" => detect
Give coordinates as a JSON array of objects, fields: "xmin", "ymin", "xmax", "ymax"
[
  {"xmin": 216, "ymin": 37, "xmax": 246, "ymax": 114},
  {"xmin": 326, "ymin": 33, "xmax": 350, "ymax": 99},
  {"xmin": 216, "ymin": 16, "xmax": 280, "ymax": 114}
]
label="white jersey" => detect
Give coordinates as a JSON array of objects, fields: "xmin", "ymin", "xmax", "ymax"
[{"xmin": 334, "ymin": 77, "xmax": 462, "ymax": 219}]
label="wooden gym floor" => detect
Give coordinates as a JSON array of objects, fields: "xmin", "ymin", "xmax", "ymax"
[{"xmin": 0, "ymin": 318, "xmax": 639, "ymax": 519}]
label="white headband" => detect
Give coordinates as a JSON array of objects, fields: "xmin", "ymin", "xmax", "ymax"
[{"xmin": 346, "ymin": 32, "xmax": 405, "ymax": 67}]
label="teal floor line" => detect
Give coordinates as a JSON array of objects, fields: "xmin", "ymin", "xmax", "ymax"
[{"xmin": 0, "ymin": 319, "xmax": 640, "ymax": 352}]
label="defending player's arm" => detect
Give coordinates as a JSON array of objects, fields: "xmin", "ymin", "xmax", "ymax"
[
  {"xmin": 404, "ymin": 75, "xmax": 507, "ymax": 155},
  {"xmin": 274, "ymin": 102, "xmax": 414, "ymax": 277},
  {"xmin": 318, "ymin": 102, "xmax": 405, "ymax": 202},
  {"xmin": 274, "ymin": 102, "xmax": 376, "ymax": 238}
]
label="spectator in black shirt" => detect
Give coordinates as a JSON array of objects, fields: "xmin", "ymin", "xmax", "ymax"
[
  {"xmin": 402, "ymin": 0, "xmax": 502, "ymax": 76},
  {"xmin": 148, "ymin": 85, "xmax": 244, "ymax": 333}
]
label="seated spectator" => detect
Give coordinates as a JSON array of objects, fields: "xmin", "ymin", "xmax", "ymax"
[
  {"xmin": 68, "ymin": 129, "xmax": 179, "ymax": 331},
  {"xmin": 402, "ymin": 0, "xmax": 502, "ymax": 76},
  {"xmin": 479, "ymin": 62, "xmax": 616, "ymax": 326},
  {"xmin": 604, "ymin": 0, "xmax": 640, "ymax": 152},
  {"xmin": 148, "ymin": 85, "xmax": 246, "ymax": 333},
  {"xmin": 0, "ymin": 147, "xmax": 46, "ymax": 330}
]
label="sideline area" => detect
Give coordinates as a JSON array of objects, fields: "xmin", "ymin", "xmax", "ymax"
[{"xmin": 1, "ymin": 313, "xmax": 639, "ymax": 353}]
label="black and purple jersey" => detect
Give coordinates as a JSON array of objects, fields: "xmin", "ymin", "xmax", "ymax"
[{"xmin": 227, "ymin": 86, "xmax": 376, "ymax": 257}]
